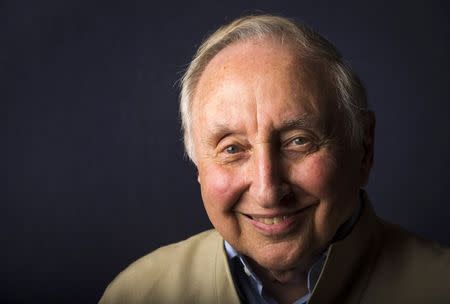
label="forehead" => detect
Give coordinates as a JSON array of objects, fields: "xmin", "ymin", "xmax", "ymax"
[{"xmin": 192, "ymin": 37, "xmax": 335, "ymax": 135}]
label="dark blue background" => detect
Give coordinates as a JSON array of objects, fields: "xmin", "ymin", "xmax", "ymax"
[{"xmin": 4, "ymin": 0, "xmax": 450, "ymax": 303}]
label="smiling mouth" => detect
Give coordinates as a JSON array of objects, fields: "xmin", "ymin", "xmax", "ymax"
[
  {"xmin": 246, "ymin": 215, "xmax": 291, "ymax": 225},
  {"xmin": 239, "ymin": 205, "xmax": 316, "ymax": 236},
  {"xmin": 243, "ymin": 207, "xmax": 308, "ymax": 225}
]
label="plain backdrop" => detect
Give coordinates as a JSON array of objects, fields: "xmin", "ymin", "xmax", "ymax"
[{"xmin": 3, "ymin": 0, "xmax": 450, "ymax": 303}]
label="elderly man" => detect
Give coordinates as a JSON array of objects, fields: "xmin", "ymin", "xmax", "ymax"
[{"xmin": 100, "ymin": 15, "xmax": 450, "ymax": 303}]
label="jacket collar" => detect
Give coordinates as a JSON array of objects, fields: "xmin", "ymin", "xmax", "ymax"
[{"xmin": 309, "ymin": 191, "xmax": 382, "ymax": 303}]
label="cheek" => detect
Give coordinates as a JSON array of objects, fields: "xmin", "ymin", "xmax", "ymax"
[
  {"xmin": 289, "ymin": 152, "xmax": 339, "ymax": 197},
  {"xmin": 289, "ymin": 151, "xmax": 360, "ymax": 242},
  {"xmin": 199, "ymin": 165, "xmax": 243, "ymax": 212}
]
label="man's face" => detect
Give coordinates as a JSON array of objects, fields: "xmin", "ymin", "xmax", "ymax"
[{"xmin": 192, "ymin": 38, "xmax": 370, "ymax": 273}]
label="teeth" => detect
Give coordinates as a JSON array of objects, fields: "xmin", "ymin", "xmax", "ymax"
[
  {"xmin": 255, "ymin": 216, "xmax": 287, "ymax": 225},
  {"xmin": 264, "ymin": 218, "xmax": 274, "ymax": 224}
]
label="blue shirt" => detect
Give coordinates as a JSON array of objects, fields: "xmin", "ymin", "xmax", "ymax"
[{"xmin": 224, "ymin": 195, "xmax": 363, "ymax": 304}]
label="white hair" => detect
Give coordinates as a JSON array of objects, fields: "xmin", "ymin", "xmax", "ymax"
[{"xmin": 180, "ymin": 14, "xmax": 369, "ymax": 163}]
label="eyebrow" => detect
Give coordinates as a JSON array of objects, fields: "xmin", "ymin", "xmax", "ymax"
[
  {"xmin": 203, "ymin": 123, "xmax": 240, "ymax": 144},
  {"xmin": 277, "ymin": 114, "xmax": 317, "ymax": 132},
  {"xmin": 202, "ymin": 114, "xmax": 318, "ymax": 144}
]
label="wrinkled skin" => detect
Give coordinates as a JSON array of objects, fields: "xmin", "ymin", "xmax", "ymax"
[{"xmin": 191, "ymin": 37, "xmax": 374, "ymax": 302}]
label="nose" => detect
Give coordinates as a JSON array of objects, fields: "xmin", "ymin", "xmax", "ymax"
[{"xmin": 250, "ymin": 143, "xmax": 290, "ymax": 208}]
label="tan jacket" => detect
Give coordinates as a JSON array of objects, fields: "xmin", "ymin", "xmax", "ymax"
[{"xmin": 99, "ymin": 196, "xmax": 450, "ymax": 303}]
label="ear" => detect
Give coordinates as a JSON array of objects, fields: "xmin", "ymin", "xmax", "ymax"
[{"xmin": 359, "ymin": 111, "xmax": 376, "ymax": 187}]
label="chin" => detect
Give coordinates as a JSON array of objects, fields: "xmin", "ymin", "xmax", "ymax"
[{"xmin": 248, "ymin": 236, "xmax": 316, "ymax": 272}]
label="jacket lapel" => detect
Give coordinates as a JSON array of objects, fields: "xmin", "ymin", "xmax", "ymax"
[{"xmin": 308, "ymin": 193, "xmax": 382, "ymax": 303}]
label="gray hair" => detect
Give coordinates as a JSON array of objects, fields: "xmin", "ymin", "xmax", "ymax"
[{"xmin": 180, "ymin": 14, "xmax": 368, "ymax": 163}]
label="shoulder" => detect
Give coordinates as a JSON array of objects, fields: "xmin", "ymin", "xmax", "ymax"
[
  {"xmin": 99, "ymin": 230, "xmax": 224, "ymax": 304},
  {"xmin": 378, "ymin": 220, "xmax": 450, "ymax": 274},
  {"xmin": 364, "ymin": 220, "xmax": 450, "ymax": 302}
]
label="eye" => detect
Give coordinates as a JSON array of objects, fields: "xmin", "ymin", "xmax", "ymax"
[
  {"xmin": 291, "ymin": 137, "xmax": 307, "ymax": 146},
  {"xmin": 283, "ymin": 134, "xmax": 319, "ymax": 158},
  {"xmin": 224, "ymin": 145, "xmax": 240, "ymax": 154}
]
